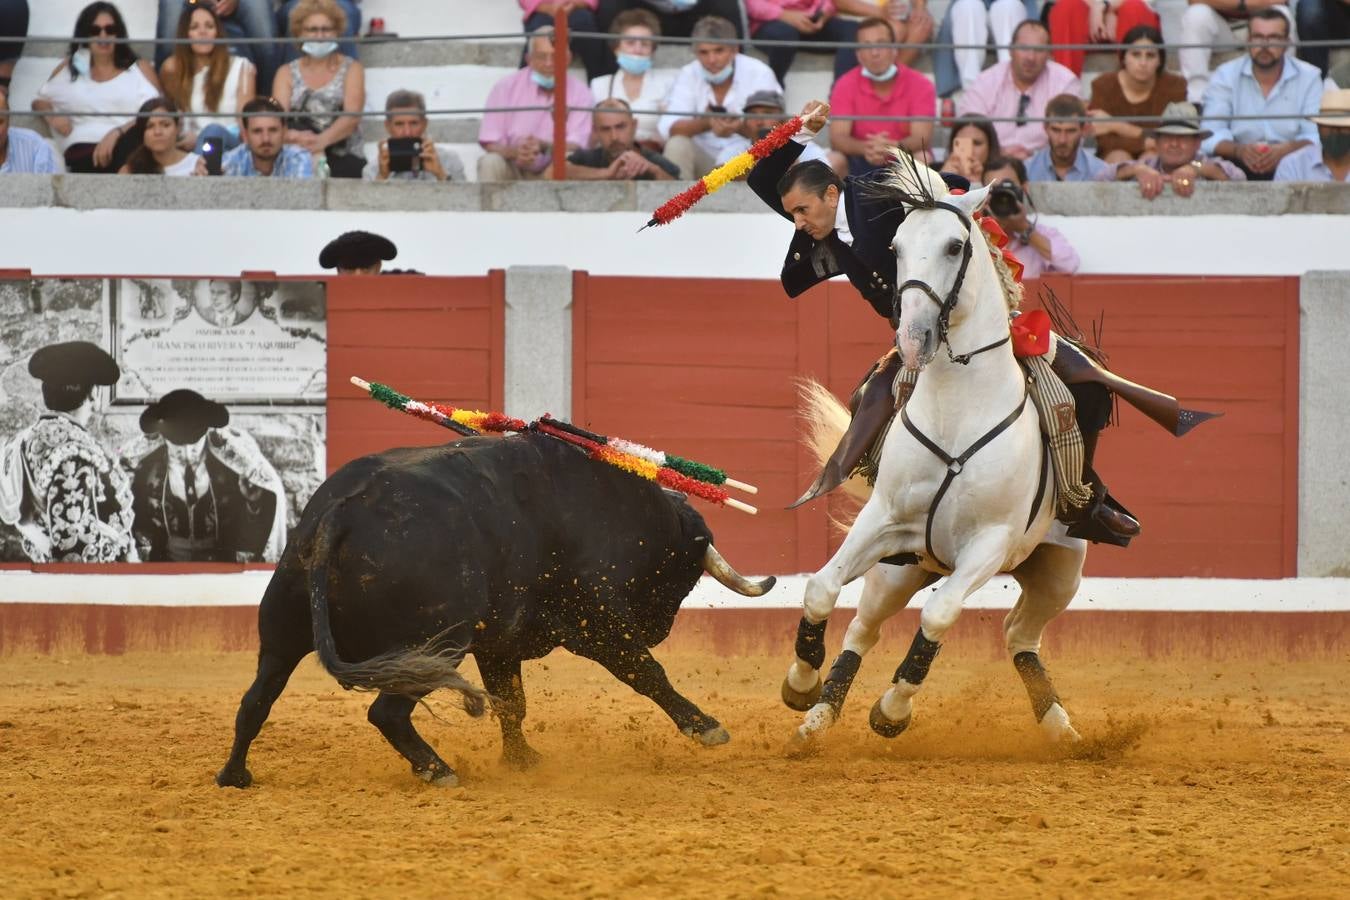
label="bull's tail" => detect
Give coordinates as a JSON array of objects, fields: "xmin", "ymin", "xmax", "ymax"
[
  {"xmin": 306, "ymin": 508, "xmax": 488, "ymax": 717},
  {"xmin": 797, "ymin": 378, "xmax": 873, "ymax": 508}
]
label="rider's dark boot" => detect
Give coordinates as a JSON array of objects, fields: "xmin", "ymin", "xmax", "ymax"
[{"xmin": 1065, "ymin": 427, "xmax": 1140, "ymax": 544}]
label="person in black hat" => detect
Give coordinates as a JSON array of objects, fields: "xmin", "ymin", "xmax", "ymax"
[
  {"xmin": 129, "ymin": 389, "xmax": 285, "ymax": 563},
  {"xmin": 318, "ymin": 230, "xmax": 398, "ymax": 276},
  {"xmin": 0, "ymin": 340, "xmax": 136, "ymax": 562}
]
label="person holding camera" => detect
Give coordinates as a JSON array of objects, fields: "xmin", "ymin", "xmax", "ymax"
[
  {"xmin": 365, "ymin": 89, "xmax": 465, "ymax": 182},
  {"xmin": 982, "ymin": 157, "xmax": 1079, "ymax": 280},
  {"xmin": 567, "ymin": 98, "xmax": 679, "ymax": 180}
]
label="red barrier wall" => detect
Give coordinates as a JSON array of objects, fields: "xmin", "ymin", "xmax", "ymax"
[{"xmin": 573, "ymin": 274, "xmax": 1299, "ymax": 578}]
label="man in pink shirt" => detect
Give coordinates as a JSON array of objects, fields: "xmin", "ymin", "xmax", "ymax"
[
  {"xmin": 478, "ymin": 28, "xmax": 595, "ymax": 181},
  {"xmin": 828, "ymin": 15, "xmax": 937, "ymax": 177},
  {"xmin": 982, "ymin": 157, "xmax": 1080, "ymax": 279},
  {"xmin": 957, "ymin": 19, "xmax": 1080, "ymax": 158}
]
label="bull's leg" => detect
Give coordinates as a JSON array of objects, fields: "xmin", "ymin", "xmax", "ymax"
[
  {"xmin": 1007, "ymin": 539, "xmax": 1086, "ymax": 743},
  {"xmin": 871, "ymin": 533, "xmax": 1010, "ymax": 737},
  {"xmin": 792, "ymin": 564, "xmax": 935, "ymax": 746},
  {"xmin": 217, "ymin": 649, "xmax": 306, "ymax": 789},
  {"xmin": 367, "ymin": 692, "xmax": 459, "ymax": 786},
  {"xmin": 475, "ymin": 653, "xmax": 541, "ymax": 770},
  {"xmin": 578, "ymin": 643, "xmax": 730, "ymax": 747}
]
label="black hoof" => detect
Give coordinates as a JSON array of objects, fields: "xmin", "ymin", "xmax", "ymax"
[
  {"xmin": 781, "ymin": 675, "xmax": 822, "ymax": 712},
  {"xmin": 502, "ymin": 743, "xmax": 542, "ymax": 771},
  {"xmin": 869, "ymin": 698, "xmax": 911, "ymax": 738},
  {"xmin": 216, "ymin": 766, "xmax": 252, "ymax": 789}
]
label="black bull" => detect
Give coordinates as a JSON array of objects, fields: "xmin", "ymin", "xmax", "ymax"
[{"xmin": 217, "ymin": 433, "xmax": 775, "ymax": 788}]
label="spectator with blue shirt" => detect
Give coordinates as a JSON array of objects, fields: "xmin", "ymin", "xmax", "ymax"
[
  {"xmin": 1274, "ymin": 89, "xmax": 1350, "ymax": 182},
  {"xmin": 1199, "ymin": 9, "xmax": 1322, "ymax": 180},
  {"xmin": 0, "ymin": 89, "xmax": 59, "ymax": 174},
  {"xmin": 197, "ymin": 95, "xmax": 313, "ymax": 177},
  {"xmin": 1025, "ymin": 93, "xmax": 1120, "ymax": 182}
]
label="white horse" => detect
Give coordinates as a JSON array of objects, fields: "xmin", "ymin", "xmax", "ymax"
[{"xmin": 782, "ymin": 162, "xmax": 1086, "ymax": 747}]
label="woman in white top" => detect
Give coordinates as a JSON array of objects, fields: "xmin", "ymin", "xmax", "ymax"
[
  {"xmin": 32, "ymin": 2, "xmax": 161, "ymax": 173},
  {"xmin": 159, "ymin": 0, "xmax": 256, "ymax": 154},
  {"xmin": 120, "ymin": 97, "xmax": 200, "ymax": 176},
  {"xmin": 588, "ymin": 8, "xmax": 674, "ymax": 150}
]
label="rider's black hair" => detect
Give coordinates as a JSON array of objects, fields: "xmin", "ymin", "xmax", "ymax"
[{"xmin": 776, "ymin": 160, "xmax": 843, "ymax": 199}]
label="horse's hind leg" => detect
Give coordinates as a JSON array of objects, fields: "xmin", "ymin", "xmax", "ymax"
[
  {"xmin": 367, "ymin": 692, "xmax": 459, "ymax": 786},
  {"xmin": 1007, "ymin": 539, "xmax": 1086, "ymax": 743},
  {"xmin": 791, "ymin": 564, "xmax": 934, "ymax": 743}
]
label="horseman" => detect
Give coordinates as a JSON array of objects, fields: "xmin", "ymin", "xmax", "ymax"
[{"xmin": 747, "ymin": 101, "xmax": 1146, "ymax": 544}]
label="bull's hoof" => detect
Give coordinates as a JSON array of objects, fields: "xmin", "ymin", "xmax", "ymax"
[
  {"xmin": 869, "ymin": 698, "xmax": 912, "ymax": 739},
  {"xmin": 682, "ymin": 724, "xmax": 731, "ymax": 747},
  {"xmin": 781, "ymin": 674, "xmax": 823, "ymax": 712},
  {"xmin": 502, "ymin": 742, "xmax": 543, "ymax": 771},
  {"xmin": 415, "ymin": 764, "xmax": 460, "ymax": 787},
  {"xmin": 215, "ymin": 766, "xmax": 252, "ymax": 789}
]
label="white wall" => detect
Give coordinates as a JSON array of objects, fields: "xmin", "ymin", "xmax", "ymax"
[{"xmin": 1, "ymin": 209, "xmax": 1346, "ymax": 279}]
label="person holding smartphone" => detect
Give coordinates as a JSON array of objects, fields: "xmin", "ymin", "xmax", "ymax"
[{"xmin": 366, "ymin": 89, "xmax": 466, "ymax": 182}]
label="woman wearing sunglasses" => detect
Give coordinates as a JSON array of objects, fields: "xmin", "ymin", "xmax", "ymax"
[{"xmin": 32, "ymin": 2, "xmax": 162, "ymax": 173}]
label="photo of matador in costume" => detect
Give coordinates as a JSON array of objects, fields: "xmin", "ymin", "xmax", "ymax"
[{"xmin": 747, "ymin": 102, "xmax": 1218, "ymax": 544}]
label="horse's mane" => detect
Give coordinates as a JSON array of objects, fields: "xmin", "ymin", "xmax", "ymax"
[{"xmin": 859, "ymin": 149, "xmax": 951, "ymax": 213}]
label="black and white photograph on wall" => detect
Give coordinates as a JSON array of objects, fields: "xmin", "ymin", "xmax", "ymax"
[{"xmin": 0, "ymin": 278, "xmax": 327, "ymax": 564}]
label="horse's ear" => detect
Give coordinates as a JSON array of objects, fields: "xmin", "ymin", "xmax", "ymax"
[{"xmin": 950, "ymin": 184, "xmax": 993, "ymax": 219}]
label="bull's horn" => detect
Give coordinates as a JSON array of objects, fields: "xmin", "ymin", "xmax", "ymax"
[{"xmin": 702, "ymin": 545, "xmax": 776, "ymax": 597}]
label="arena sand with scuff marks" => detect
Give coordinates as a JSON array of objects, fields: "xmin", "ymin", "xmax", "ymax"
[{"xmin": 2, "ymin": 644, "xmax": 1349, "ymax": 898}]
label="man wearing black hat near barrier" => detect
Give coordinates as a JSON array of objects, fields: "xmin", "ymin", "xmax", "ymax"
[
  {"xmin": 318, "ymin": 230, "xmax": 400, "ymax": 276},
  {"xmin": 129, "ymin": 390, "xmax": 286, "ymax": 563},
  {"xmin": 0, "ymin": 341, "xmax": 136, "ymax": 562}
]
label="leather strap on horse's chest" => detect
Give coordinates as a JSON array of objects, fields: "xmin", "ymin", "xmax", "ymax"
[{"xmin": 901, "ymin": 389, "xmax": 1030, "ymax": 572}]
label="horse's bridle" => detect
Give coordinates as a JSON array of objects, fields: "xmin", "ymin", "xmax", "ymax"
[{"xmin": 893, "ymin": 201, "xmax": 1009, "ymax": 366}]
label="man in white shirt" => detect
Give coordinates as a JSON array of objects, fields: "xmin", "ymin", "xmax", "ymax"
[{"xmin": 658, "ymin": 15, "xmax": 782, "ymax": 179}]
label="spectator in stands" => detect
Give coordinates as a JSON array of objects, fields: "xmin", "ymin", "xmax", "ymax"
[
  {"xmin": 567, "ymin": 97, "xmax": 679, "ymax": 178},
  {"xmin": 836, "ymin": 0, "xmax": 934, "ymax": 71},
  {"xmin": 958, "ymin": 20, "xmax": 1080, "ymax": 159},
  {"xmin": 1087, "ymin": 25, "xmax": 1186, "ymax": 163},
  {"xmin": 983, "ymin": 156, "xmax": 1079, "ymax": 279},
  {"xmin": 159, "ymin": 0, "xmax": 256, "ymax": 154},
  {"xmin": 715, "ymin": 88, "xmax": 833, "ymax": 170},
  {"xmin": 1200, "ymin": 9, "xmax": 1321, "ymax": 180},
  {"xmin": 933, "ymin": 0, "xmax": 1037, "ymax": 97},
  {"xmin": 938, "ymin": 114, "xmax": 1000, "ymax": 183},
  {"xmin": 1122, "ymin": 101, "xmax": 1244, "ymax": 198},
  {"xmin": 202, "ymin": 95, "xmax": 314, "ymax": 176},
  {"xmin": 273, "ymin": 0, "xmax": 366, "ymax": 178},
  {"xmin": 1, "ymin": 87, "xmax": 59, "ymax": 174},
  {"xmin": 1048, "ymin": 0, "xmax": 1160, "ymax": 77},
  {"xmin": 660, "ymin": 15, "xmax": 781, "ymax": 179},
  {"xmin": 278, "ymin": 0, "xmax": 360, "ymax": 65},
  {"xmin": 0, "ymin": 0, "xmax": 27, "ymax": 93},
  {"xmin": 1025, "ymin": 93, "xmax": 1119, "ymax": 181},
  {"xmin": 828, "ymin": 15, "xmax": 936, "ymax": 177},
  {"xmin": 120, "ymin": 96, "xmax": 200, "ymax": 175},
  {"xmin": 156, "ymin": 0, "xmax": 276, "ymax": 95},
  {"xmin": 478, "ymin": 27, "xmax": 594, "ymax": 181},
  {"xmin": 589, "ymin": 9, "xmax": 673, "ymax": 149},
  {"xmin": 618, "ymin": 1, "xmax": 746, "ymax": 39},
  {"xmin": 1297, "ymin": 0, "xmax": 1350, "ymax": 77},
  {"xmin": 748, "ymin": 1, "xmax": 859, "ymax": 86},
  {"xmin": 521, "ymin": 1, "xmax": 612, "ymax": 82},
  {"xmin": 366, "ymin": 89, "xmax": 466, "ymax": 182},
  {"xmin": 32, "ymin": 3, "xmax": 162, "ymax": 174},
  {"xmin": 1179, "ymin": 0, "xmax": 1296, "ymax": 103},
  {"xmin": 1275, "ymin": 88, "xmax": 1350, "ymax": 181}
]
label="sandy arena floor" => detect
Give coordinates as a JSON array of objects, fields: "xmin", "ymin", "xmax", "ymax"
[{"xmin": 2, "ymin": 648, "xmax": 1349, "ymax": 898}]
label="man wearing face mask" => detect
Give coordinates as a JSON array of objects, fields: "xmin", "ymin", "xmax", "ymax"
[
  {"xmin": 0, "ymin": 341, "xmax": 137, "ymax": 563},
  {"xmin": 1275, "ymin": 89, "xmax": 1350, "ymax": 181},
  {"xmin": 659, "ymin": 15, "xmax": 781, "ymax": 179},
  {"xmin": 129, "ymin": 389, "xmax": 285, "ymax": 563},
  {"xmin": 479, "ymin": 26, "xmax": 595, "ymax": 181}
]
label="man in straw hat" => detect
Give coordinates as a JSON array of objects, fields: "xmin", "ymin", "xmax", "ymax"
[
  {"xmin": 0, "ymin": 341, "xmax": 136, "ymax": 562},
  {"xmin": 1128, "ymin": 100, "xmax": 1245, "ymax": 200},
  {"xmin": 1275, "ymin": 89, "xmax": 1350, "ymax": 182},
  {"xmin": 129, "ymin": 389, "xmax": 286, "ymax": 563}
]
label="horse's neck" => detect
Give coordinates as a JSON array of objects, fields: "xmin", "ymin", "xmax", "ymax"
[{"xmin": 909, "ymin": 261, "xmax": 1024, "ymax": 441}]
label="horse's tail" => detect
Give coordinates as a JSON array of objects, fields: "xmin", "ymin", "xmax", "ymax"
[{"xmin": 796, "ymin": 378, "xmax": 873, "ymax": 520}]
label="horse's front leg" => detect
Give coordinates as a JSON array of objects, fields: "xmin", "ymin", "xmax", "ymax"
[
  {"xmin": 784, "ymin": 498, "xmax": 904, "ymax": 744},
  {"xmin": 1007, "ymin": 538, "xmax": 1087, "ymax": 743}
]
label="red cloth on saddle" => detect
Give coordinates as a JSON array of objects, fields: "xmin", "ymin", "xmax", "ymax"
[{"xmin": 1011, "ymin": 308, "xmax": 1051, "ymax": 357}]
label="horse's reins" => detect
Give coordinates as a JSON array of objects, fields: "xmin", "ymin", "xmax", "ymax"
[{"xmin": 893, "ymin": 200, "xmax": 1034, "ymax": 572}]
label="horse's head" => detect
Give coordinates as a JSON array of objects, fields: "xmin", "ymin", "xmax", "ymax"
[{"xmin": 871, "ymin": 159, "xmax": 993, "ymax": 371}]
